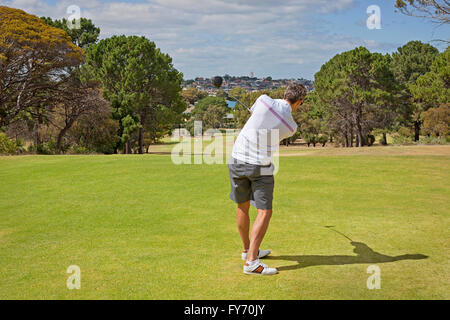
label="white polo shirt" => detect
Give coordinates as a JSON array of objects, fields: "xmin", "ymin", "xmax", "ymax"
[{"xmin": 231, "ymin": 95, "xmax": 298, "ymax": 166}]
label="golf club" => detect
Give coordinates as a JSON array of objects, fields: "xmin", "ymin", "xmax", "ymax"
[{"xmin": 211, "ymin": 76, "xmax": 252, "ymax": 112}]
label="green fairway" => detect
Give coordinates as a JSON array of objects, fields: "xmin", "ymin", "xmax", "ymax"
[{"xmin": 0, "ymin": 148, "xmax": 449, "ymax": 299}]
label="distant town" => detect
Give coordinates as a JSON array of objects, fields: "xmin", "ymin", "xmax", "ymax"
[{"xmin": 182, "ymin": 74, "xmax": 314, "ymax": 93}]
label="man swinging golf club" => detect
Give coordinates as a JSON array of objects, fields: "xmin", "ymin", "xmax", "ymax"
[{"xmin": 227, "ymin": 83, "xmax": 307, "ymax": 275}]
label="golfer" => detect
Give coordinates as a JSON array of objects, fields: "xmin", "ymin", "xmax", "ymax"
[{"xmin": 228, "ymin": 83, "xmax": 306, "ymax": 275}]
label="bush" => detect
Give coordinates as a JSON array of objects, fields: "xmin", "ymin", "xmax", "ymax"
[
  {"xmin": 0, "ymin": 133, "xmax": 24, "ymax": 155},
  {"xmin": 418, "ymin": 136, "xmax": 448, "ymax": 145},
  {"xmin": 70, "ymin": 145, "xmax": 93, "ymax": 154},
  {"xmin": 289, "ymin": 132, "xmax": 301, "ymax": 144},
  {"xmin": 318, "ymin": 135, "xmax": 328, "ymax": 147},
  {"xmin": 366, "ymin": 134, "xmax": 376, "ymax": 146},
  {"xmin": 398, "ymin": 126, "xmax": 413, "ymax": 137},
  {"xmin": 391, "ymin": 134, "xmax": 414, "ymax": 145},
  {"xmin": 36, "ymin": 142, "xmax": 55, "ymax": 155},
  {"xmin": 304, "ymin": 133, "xmax": 318, "ymax": 147}
]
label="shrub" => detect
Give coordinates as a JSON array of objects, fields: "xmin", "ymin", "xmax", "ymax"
[
  {"xmin": 36, "ymin": 144, "xmax": 51, "ymax": 155},
  {"xmin": 366, "ymin": 134, "xmax": 376, "ymax": 146},
  {"xmin": 0, "ymin": 133, "xmax": 24, "ymax": 155},
  {"xmin": 418, "ymin": 136, "xmax": 448, "ymax": 145},
  {"xmin": 70, "ymin": 145, "xmax": 93, "ymax": 154},
  {"xmin": 391, "ymin": 133, "xmax": 414, "ymax": 145},
  {"xmin": 304, "ymin": 133, "xmax": 318, "ymax": 147},
  {"xmin": 398, "ymin": 126, "xmax": 413, "ymax": 137},
  {"xmin": 318, "ymin": 135, "xmax": 328, "ymax": 147}
]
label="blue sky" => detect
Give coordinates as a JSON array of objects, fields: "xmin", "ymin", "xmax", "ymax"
[{"xmin": 2, "ymin": 0, "xmax": 448, "ymax": 80}]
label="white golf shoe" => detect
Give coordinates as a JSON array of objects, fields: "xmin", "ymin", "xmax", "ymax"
[
  {"xmin": 241, "ymin": 249, "xmax": 271, "ymax": 261},
  {"xmin": 243, "ymin": 260, "xmax": 278, "ymax": 276}
]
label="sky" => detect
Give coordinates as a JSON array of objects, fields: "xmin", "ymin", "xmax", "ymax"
[{"xmin": 1, "ymin": 0, "xmax": 449, "ymax": 80}]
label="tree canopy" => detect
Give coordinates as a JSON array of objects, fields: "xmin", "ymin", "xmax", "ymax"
[
  {"xmin": 83, "ymin": 35, "xmax": 186, "ymax": 153},
  {"xmin": 0, "ymin": 6, "xmax": 84, "ymax": 129}
]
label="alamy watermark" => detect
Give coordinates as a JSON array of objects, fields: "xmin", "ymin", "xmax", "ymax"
[
  {"xmin": 66, "ymin": 5, "xmax": 81, "ymax": 30},
  {"xmin": 67, "ymin": 265, "xmax": 81, "ymax": 290},
  {"xmin": 170, "ymin": 121, "xmax": 280, "ymax": 175},
  {"xmin": 367, "ymin": 5, "xmax": 381, "ymax": 30},
  {"xmin": 366, "ymin": 265, "xmax": 381, "ymax": 290}
]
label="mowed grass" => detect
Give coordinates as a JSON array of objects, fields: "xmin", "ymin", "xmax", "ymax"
[{"xmin": 0, "ymin": 147, "xmax": 449, "ymax": 299}]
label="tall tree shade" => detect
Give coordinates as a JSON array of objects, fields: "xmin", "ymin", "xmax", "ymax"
[
  {"xmin": 395, "ymin": 0, "xmax": 450, "ymax": 25},
  {"xmin": 391, "ymin": 41, "xmax": 440, "ymax": 140},
  {"xmin": 82, "ymin": 35, "xmax": 185, "ymax": 154},
  {"xmin": 0, "ymin": 6, "xmax": 84, "ymax": 128}
]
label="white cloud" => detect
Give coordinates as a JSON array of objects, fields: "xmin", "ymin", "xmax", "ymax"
[{"xmin": 1, "ymin": 0, "xmax": 398, "ymax": 79}]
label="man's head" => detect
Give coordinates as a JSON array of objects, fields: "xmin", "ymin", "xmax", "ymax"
[{"xmin": 284, "ymin": 83, "xmax": 307, "ymax": 111}]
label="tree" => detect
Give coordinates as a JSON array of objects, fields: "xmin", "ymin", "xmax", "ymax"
[
  {"xmin": 0, "ymin": 6, "xmax": 84, "ymax": 128},
  {"xmin": 83, "ymin": 35, "xmax": 185, "ymax": 154},
  {"xmin": 421, "ymin": 104, "xmax": 450, "ymax": 137},
  {"xmin": 391, "ymin": 41, "xmax": 439, "ymax": 84},
  {"xmin": 410, "ymin": 48, "xmax": 450, "ymax": 138},
  {"xmin": 182, "ymin": 87, "xmax": 207, "ymax": 105},
  {"xmin": 193, "ymin": 97, "xmax": 228, "ymax": 117},
  {"xmin": 40, "ymin": 17, "xmax": 100, "ymax": 48},
  {"xmin": 293, "ymin": 91, "xmax": 330, "ymax": 147},
  {"xmin": 202, "ymin": 105, "xmax": 227, "ymax": 129},
  {"xmin": 228, "ymin": 87, "xmax": 247, "ymax": 101},
  {"xmin": 410, "ymin": 47, "xmax": 449, "ymax": 108},
  {"xmin": 391, "ymin": 41, "xmax": 440, "ymax": 140},
  {"xmin": 68, "ymin": 105, "xmax": 119, "ymax": 154},
  {"xmin": 315, "ymin": 47, "xmax": 397, "ymax": 147},
  {"xmin": 395, "ymin": 0, "xmax": 450, "ymax": 24},
  {"xmin": 51, "ymin": 76, "xmax": 110, "ymax": 152}
]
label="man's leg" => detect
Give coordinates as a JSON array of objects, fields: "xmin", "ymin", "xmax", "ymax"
[
  {"xmin": 247, "ymin": 209, "xmax": 272, "ymax": 261},
  {"xmin": 236, "ymin": 201, "xmax": 250, "ymax": 251}
]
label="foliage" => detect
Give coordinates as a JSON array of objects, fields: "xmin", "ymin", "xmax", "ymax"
[
  {"xmin": 83, "ymin": 35, "xmax": 186, "ymax": 153},
  {"xmin": 202, "ymin": 105, "xmax": 227, "ymax": 129},
  {"xmin": 0, "ymin": 6, "xmax": 84, "ymax": 128},
  {"xmin": 314, "ymin": 47, "xmax": 397, "ymax": 147},
  {"xmin": 0, "ymin": 133, "xmax": 24, "ymax": 154},
  {"xmin": 391, "ymin": 133, "xmax": 415, "ymax": 145},
  {"xmin": 398, "ymin": 126, "xmax": 414, "ymax": 137},
  {"xmin": 191, "ymin": 96, "xmax": 228, "ymax": 130},
  {"xmin": 395, "ymin": 0, "xmax": 450, "ymax": 25},
  {"xmin": 68, "ymin": 105, "xmax": 120, "ymax": 154},
  {"xmin": 410, "ymin": 48, "xmax": 450, "ymax": 108},
  {"xmin": 182, "ymin": 87, "xmax": 208, "ymax": 105},
  {"xmin": 421, "ymin": 104, "xmax": 450, "ymax": 137},
  {"xmin": 391, "ymin": 41, "xmax": 439, "ymax": 85},
  {"xmin": 40, "ymin": 16, "xmax": 100, "ymax": 48}
]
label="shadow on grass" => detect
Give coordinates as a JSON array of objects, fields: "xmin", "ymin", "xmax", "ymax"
[{"xmin": 266, "ymin": 241, "xmax": 428, "ymax": 272}]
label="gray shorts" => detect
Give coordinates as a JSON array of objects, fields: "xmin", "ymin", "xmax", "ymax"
[{"xmin": 228, "ymin": 158, "xmax": 274, "ymax": 210}]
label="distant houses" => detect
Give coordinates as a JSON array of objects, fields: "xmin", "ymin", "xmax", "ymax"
[{"xmin": 182, "ymin": 75, "xmax": 314, "ymax": 93}]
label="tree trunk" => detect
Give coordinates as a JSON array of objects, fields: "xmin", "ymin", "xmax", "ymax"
[
  {"xmin": 138, "ymin": 127, "xmax": 144, "ymax": 154},
  {"xmin": 381, "ymin": 132, "xmax": 387, "ymax": 145},
  {"xmin": 356, "ymin": 127, "xmax": 363, "ymax": 147},
  {"xmin": 56, "ymin": 120, "xmax": 75, "ymax": 154},
  {"xmin": 56, "ymin": 128, "xmax": 68, "ymax": 154},
  {"xmin": 414, "ymin": 121, "xmax": 420, "ymax": 141}
]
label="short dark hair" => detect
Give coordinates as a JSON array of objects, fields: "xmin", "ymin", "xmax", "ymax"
[{"xmin": 284, "ymin": 83, "xmax": 307, "ymax": 104}]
